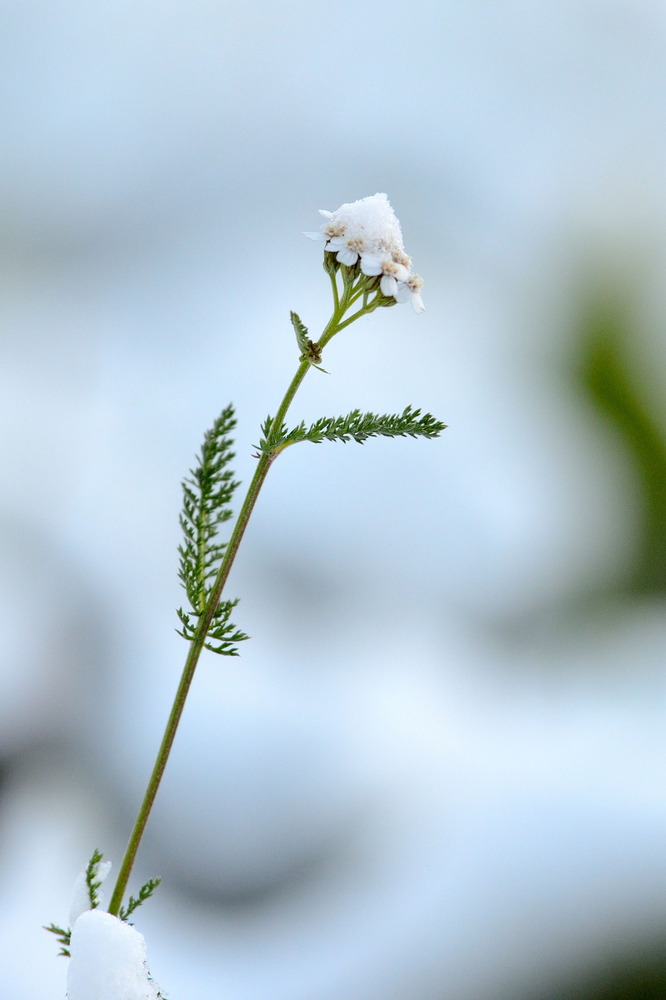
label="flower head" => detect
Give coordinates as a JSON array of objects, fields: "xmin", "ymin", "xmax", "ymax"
[{"xmin": 306, "ymin": 193, "xmax": 425, "ymax": 313}]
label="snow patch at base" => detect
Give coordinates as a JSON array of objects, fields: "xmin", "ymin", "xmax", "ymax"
[{"xmin": 67, "ymin": 910, "xmax": 160, "ymax": 1000}]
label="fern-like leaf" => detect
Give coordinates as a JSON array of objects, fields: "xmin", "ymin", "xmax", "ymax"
[
  {"xmin": 256, "ymin": 413, "xmax": 289, "ymax": 455},
  {"xmin": 257, "ymin": 406, "xmax": 446, "ymax": 454},
  {"xmin": 177, "ymin": 404, "xmax": 248, "ymax": 655},
  {"xmin": 44, "ymin": 922, "xmax": 71, "ymax": 958},
  {"xmin": 176, "ymin": 598, "xmax": 249, "ymax": 656},
  {"xmin": 118, "ymin": 877, "xmax": 162, "ymax": 924},
  {"xmin": 44, "ymin": 847, "xmax": 108, "ymax": 959},
  {"xmin": 85, "ymin": 848, "xmax": 106, "ymax": 909}
]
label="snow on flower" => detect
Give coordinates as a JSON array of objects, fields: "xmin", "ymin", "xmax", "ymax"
[
  {"xmin": 67, "ymin": 910, "xmax": 161, "ymax": 1000},
  {"xmin": 305, "ymin": 193, "xmax": 425, "ymax": 312}
]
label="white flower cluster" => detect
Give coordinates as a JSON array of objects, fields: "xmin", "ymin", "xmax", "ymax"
[{"xmin": 306, "ymin": 193, "xmax": 425, "ymax": 313}]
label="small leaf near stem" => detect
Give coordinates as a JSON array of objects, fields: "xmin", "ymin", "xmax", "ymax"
[
  {"xmin": 291, "ymin": 311, "xmax": 329, "ymax": 372},
  {"xmin": 85, "ymin": 849, "xmax": 106, "ymax": 909},
  {"xmin": 118, "ymin": 877, "xmax": 162, "ymax": 923},
  {"xmin": 44, "ymin": 923, "xmax": 71, "ymax": 958}
]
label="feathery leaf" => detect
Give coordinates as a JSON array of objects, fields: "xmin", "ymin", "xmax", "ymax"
[
  {"xmin": 85, "ymin": 848, "xmax": 105, "ymax": 909},
  {"xmin": 257, "ymin": 406, "xmax": 446, "ymax": 454},
  {"xmin": 118, "ymin": 877, "xmax": 162, "ymax": 924},
  {"xmin": 177, "ymin": 404, "xmax": 248, "ymax": 655},
  {"xmin": 43, "ymin": 922, "xmax": 71, "ymax": 958}
]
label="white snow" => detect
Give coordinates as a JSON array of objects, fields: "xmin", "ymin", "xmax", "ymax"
[{"xmin": 67, "ymin": 910, "xmax": 160, "ymax": 1000}]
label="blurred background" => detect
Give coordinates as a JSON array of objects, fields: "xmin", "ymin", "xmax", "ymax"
[{"xmin": 2, "ymin": 1, "xmax": 666, "ymax": 997}]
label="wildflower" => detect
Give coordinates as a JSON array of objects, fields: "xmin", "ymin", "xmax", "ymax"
[{"xmin": 305, "ymin": 193, "xmax": 425, "ymax": 312}]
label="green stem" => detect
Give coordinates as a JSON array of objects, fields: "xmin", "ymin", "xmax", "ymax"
[
  {"xmin": 107, "ymin": 448, "xmax": 274, "ymax": 916},
  {"xmin": 108, "ymin": 270, "xmax": 373, "ymax": 916}
]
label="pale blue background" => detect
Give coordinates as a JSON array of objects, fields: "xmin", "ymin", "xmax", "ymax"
[{"xmin": 1, "ymin": 2, "xmax": 666, "ymax": 998}]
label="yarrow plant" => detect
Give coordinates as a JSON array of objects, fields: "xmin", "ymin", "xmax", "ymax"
[{"xmin": 47, "ymin": 193, "xmax": 445, "ymax": 999}]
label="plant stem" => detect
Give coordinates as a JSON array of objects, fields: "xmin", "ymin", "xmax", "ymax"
[
  {"xmin": 107, "ymin": 451, "xmax": 272, "ymax": 916},
  {"xmin": 108, "ymin": 273, "xmax": 370, "ymax": 916}
]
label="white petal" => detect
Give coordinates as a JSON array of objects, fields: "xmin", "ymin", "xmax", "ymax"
[
  {"xmin": 411, "ymin": 292, "xmax": 425, "ymax": 313},
  {"xmin": 380, "ymin": 274, "xmax": 397, "ymax": 296},
  {"xmin": 394, "ymin": 282, "xmax": 411, "ymax": 303},
  {"xmin": 360, "ymin": 253, "xmax": 383, "ymax": 276},
  {"xmin": 337, "ymin": 247, "xmax": 359, "ymax": 266},
  {"xmin": 318, "ymin": 209, "xmax": 333, "ymax": 219},
  {"xmin": 303, "ymin": 231, "xmax": 327, "ymax": 241}
]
